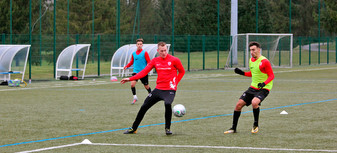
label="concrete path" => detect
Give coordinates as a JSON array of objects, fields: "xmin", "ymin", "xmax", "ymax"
[{"xmin": 301, "ymin": 43, "xmax": 335, "ymax": 52}]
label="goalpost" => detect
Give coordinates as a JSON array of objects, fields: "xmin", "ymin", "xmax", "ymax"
[{"xmin": 225, "ymin": 33, "xmax": 293, "ymax": 69}]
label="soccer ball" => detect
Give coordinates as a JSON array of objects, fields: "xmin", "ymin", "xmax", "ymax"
[
  {"xmin": 110, "ymin": 76, "xmax": 118, "ymax": 82},
  {"xmin": 172, "ymin": 104, "xmax": 186, "ymax": 117}
]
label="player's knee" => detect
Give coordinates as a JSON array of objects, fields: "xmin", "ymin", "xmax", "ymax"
[
  {"xmin": 235, "ymin": 101, "xmax": 245, "ymax": 110},
  {"xmin": 235, "ymin": 105, "xmax": 243, "ymax": 111},
  {"xmin": 164, "ymin": 101, "xmax": 173, "ymax": 107},
  {"xmin": 251, "ymin": 101, "xmax": 260, "ymax": 108},
  {"xmin": 165, "ymin": 103, "xmax": 171, "ymax": 107}
]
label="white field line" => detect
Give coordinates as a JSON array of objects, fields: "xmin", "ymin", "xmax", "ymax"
[
  {"xmin": 89, "ymin": 143, "xmax": 337, "ymax": 152},
  {"xmin": 16, "ymin": 143, "xmax": 82, "ymax": 153},
  {"xmin": 17, "ymin": 142, "xmax": 337, "ymax": 152},
  {"xmin": 3, "ymin": 66, "xmax": 337, "ymax": 92},
  {"xmin": 186, "ymin": 66, "xmax": 337, "ymax": 79},
  {"xmin": 0, "ymin": 79, "xmax": 157, "ymax": 92},
  {"xmin": 0, "ymin": 81, "xmax": 118, "ymax": 92},
  {"xmin": 275, "ymin": 67, "xmax": 337, "ymax": 73}
]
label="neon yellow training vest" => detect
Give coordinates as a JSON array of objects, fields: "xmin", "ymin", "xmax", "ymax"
[{"xmin": 249, "ymin": 56, "xmax": 273, "ymax": 90}]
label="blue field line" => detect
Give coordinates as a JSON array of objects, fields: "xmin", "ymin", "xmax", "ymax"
[
  {"xmin": 1, "ymin": 98, "xmax": 336, "ymax": 148},
  {"xmin": 260, "ymin": 98, "xmax": 337, "ymax": 111}
]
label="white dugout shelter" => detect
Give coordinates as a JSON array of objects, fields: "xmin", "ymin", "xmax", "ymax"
[
  {"xmin": 0, "ymin": 45, "xmax": 30, "ymax": 81},
  {"xmin": 55, "ymin": 44, "xmax": 90, "ymax": 80},
  {"xmin": 110, "ymin": 44, "xmax": 170, "ymax": 77}
]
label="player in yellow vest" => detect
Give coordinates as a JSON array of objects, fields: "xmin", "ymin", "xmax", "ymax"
[{"xmin": 224, "ymin": 41, "xmax": 274, "ymax": 134}]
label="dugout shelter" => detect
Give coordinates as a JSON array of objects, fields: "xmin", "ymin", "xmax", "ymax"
[
  {"xmin": 55, "ymin": 44, "xmax": 90, "ymax": 80},
  {"xmin": 0, "ymin": 45, "xmax": 31, "ymax": 81}
]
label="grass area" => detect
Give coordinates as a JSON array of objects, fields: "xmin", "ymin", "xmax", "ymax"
[
  {"xmin": 173, "ymin": 51, "xmax": 228, "ymax": 70},
  {"xmin": 22, "ymin": 46, "xmax": 337, "ymax": 81},
  {"xmin": 1, "ymin": 64, "xmax": 337, "ymax": 152}
]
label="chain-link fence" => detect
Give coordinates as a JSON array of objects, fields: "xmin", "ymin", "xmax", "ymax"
[
  {"xmin": 1, "ymin": 34, "xmax": 336, "ymax": 80},
  {"xmin": 1, "ymin": 0, "xmax": 336, "ymax": 80}
]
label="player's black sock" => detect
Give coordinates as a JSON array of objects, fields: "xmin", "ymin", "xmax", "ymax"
[
  {"xmin": 232, "ymin": 111, "xmax": 241, "ymax": 130},
  {"xmin": 131, "ymin": 87, "xmax": 136, "ymax": 95},
  {"xmin": 253, "ymin": 107, "xmax": 260, "ymax": 127},
  {"xmin": 147, "ymin": 87, "xmax": 152, "ymax": 93},
  {"xmin": 164, "ymin": 104, "xmax": 172, "ymax": 129}
]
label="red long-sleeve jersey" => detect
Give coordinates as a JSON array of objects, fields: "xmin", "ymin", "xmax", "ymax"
[
  {"xmin": 244, "ymin": 58, "xmax": 274, "ymax": 89},
  {"xmin": 124, "ymin": 49, "xmax": 151, "ymax": 68},
  {"xmin": 129, "ymin": 54, "xmax": 185, "ymax": 90}
]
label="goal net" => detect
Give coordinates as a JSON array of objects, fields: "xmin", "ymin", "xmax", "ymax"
[{"xmin": 225, "ymin": 33, "xmax": 293, "ymax": 69}]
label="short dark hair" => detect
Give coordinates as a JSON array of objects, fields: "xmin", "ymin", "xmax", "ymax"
[
  {"xmin": 249, "ymin": 41, "xmax": 260, "ymax": 48},
  {"xmin": 157, "ymin": 41, "xmax": 166, "ymax": 47},
  {"xmin": 136, "ymin": 38, "xmax": 144, "ymax": 43}
]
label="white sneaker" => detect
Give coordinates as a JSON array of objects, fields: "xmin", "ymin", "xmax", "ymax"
[
  {"xmin": 224, "ymin": 128, "xmax": 236, "ymax": 134},
  {"xmin": 131, "ymin": 97, "xmax": 138, "ymax": 104}
]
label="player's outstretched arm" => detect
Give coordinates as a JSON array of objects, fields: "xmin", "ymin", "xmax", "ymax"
[
  {"xmin": 234, "ymin": 68, "xmax": 245, "ymax": 76},
  {"xmin": 124, "ymin": 55, "xmax": 134, "ymax": 70},
  {"xmin": 120, "ymin": 78, "xmax": 130, "ymax": 84}
]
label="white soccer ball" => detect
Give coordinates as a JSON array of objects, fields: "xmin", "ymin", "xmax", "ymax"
[
  {"xmin": 172, "ymin": 104, "xmax": 186, "ymax": 117},
  {"xmin": 110, "ymin": 76, "xmax": 118, "ymax": 82}
]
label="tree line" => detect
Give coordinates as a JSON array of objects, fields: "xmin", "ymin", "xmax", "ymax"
[{"xmin": 0, "ymin": 0, "xmax": 336, "ymax": 37}]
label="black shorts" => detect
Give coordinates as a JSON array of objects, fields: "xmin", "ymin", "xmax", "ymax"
[
  {"xmin": 144, "ymin": 89, "xmax": 176, "ymax": 105},
  {"xmin": 132, "ymin": 73, "xmax": 149, "ymax": 85},
  {"xmin": 239, "ymin": 87, "xmax": 269, "ymax": 106}
]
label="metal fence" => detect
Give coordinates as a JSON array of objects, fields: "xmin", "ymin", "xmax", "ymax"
[{"xmin": 0, "ymin": 34, "xmax": 336, "ymax": 80}]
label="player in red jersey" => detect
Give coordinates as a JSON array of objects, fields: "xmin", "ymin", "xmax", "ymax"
[{"xmin": 121, "ymin": 41, "xmax": 185, "ymax": 135}]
